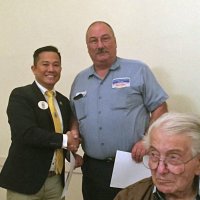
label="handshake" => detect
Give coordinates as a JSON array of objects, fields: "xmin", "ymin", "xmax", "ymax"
[{"xmin": 66, "ymin": 130, "xmax": 81, "ymax": 152}]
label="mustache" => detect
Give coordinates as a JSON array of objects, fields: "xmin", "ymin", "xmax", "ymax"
[{"xmin": 95, "ymin": 48, "xmax": 108, "ymax": 54}]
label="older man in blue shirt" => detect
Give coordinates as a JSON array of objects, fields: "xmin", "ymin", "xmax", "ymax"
[{"xmin": 70, "ymin": 21, "xmax": 168, "ymax": 200}]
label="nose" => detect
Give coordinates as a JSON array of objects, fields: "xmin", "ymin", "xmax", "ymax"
[
  {"xmin": 47, "ymin": 64, "xmax": 54, "ymax": 71},
  {"xmin": 97, "ymin": 39, "xmax": 104, "ymax": 48},
  {"xmin": 156, "ymin": 160, "xmax": 169, "ymax": 174}
]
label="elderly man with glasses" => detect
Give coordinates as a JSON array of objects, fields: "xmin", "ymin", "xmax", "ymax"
[{"xmin": 114, "ymin": 112, "xmax": 200, "ymax": 200}]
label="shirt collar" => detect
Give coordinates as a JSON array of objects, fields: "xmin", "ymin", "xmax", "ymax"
[
  {"xmin": 35, "ymin": 81, "xmax": 56, "ymax": 96},
  {"xmin": 88, "ymin": 57, "xmax": 120, "ymax": 78}
]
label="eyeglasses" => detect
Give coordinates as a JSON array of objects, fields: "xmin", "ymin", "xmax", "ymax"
[{"xmin": 143, "ymin": 151, "xmax": 199, "ymax": 175}]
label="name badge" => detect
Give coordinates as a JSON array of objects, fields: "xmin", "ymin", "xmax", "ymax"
[
  {"xmin": 38, "ymin": 101, "xmax": 48, "ymax": 110},
  {"xmin": 112, "ymin": 77, "xmax": 130, "ymax": 88}
]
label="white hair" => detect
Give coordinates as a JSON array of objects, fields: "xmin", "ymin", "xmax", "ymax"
[{"xmin": 143, "ymin": 112, "xmax": 200, "ymax": 156}]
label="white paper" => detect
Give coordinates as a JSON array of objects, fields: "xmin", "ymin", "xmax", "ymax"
[
  {"xmin": 110, "ymin": 150, "xmax": 151, "ymax": 188},
  {"xmin": 61, "ymin": 152, "xmax": 75, "ymax": 198}
]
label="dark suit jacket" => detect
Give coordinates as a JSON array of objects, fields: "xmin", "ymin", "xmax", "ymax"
[{"xmin": 0, "ymin": 82, "xmax": 71, "ymax": 194}]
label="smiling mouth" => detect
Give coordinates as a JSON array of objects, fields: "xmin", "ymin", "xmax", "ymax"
[{"xmin": 46, "ymin": 74, "xmax": 55, "ymax": 78}]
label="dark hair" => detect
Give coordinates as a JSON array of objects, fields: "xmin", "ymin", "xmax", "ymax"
[{"xmin": 33, "ymin": 46, "xmax": 61, "ymax": 65}]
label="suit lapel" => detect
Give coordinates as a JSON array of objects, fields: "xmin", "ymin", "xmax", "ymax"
[
  {"xmin": 31, "ymin": 82, "xmax": 54, "ymax": 126},
  {"xmin": 31, "ymin": 81, "xmax": 69, "ymax": 133}
]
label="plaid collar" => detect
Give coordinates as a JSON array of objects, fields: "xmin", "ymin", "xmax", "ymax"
[{"xmin": 153, "ymin": 177, "xmax": 200, "ymax": 200}]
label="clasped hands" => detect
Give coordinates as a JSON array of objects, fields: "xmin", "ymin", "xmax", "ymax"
[{"xmin": 66, "ymin": 130, "xmax": 81, "ymax": 152}]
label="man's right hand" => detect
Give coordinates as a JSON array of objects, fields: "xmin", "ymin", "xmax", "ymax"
[{"xmin": 66, "ymin": 130, "xmax": 81, "ymax": 152}]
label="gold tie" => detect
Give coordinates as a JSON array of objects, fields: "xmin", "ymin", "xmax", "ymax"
[{"xmin": 45, "ymin": 90, "xmax": 63, "ymax": 174}]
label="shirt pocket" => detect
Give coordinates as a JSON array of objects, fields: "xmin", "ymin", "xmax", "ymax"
[
  {"xmin": 110, "ymin": 87, "xmax": 143, "ymax": 110},
  {"xmin": 74, "ymin": 97, "xmax": 87, "ymax": 121}
]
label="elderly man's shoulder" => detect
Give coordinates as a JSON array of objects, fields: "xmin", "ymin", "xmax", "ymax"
[{"xmin": 114, "ymin": 177, "xmax": 154, "ymax": 200}]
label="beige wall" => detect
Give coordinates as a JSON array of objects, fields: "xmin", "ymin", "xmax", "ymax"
[{"xmin": 0, "ymin": 0, "xmax": 200, "ymax": 199}]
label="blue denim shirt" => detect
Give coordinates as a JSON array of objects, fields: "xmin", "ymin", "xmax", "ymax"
[{"xmin": 70, "ymin": 57, "xmax": 168, "ymax": 159}]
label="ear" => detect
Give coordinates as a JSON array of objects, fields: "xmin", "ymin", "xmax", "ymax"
[
  {"xmin": 194, "ymin": 156, "xmax": 200, "ymax": 175},
  {"xmin": 31, "ymin": 65, "xmax": 36, "ymax": 74}
]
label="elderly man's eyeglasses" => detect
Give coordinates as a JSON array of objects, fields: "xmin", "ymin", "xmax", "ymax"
[{"xmin": 143, "ymin": 151, "xmax": 199, "ymax": 175}]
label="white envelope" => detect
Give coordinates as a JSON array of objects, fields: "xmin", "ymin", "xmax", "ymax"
[{"xmin": 110, "ymin": 150, "xmax": 151, "ymax": 188}]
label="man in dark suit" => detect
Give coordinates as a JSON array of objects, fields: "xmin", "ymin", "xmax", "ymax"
[{"xmin": 0, "ymin": 46, "xmax": 82, "ymax": 200}]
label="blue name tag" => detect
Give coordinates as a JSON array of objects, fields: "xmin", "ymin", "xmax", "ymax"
[{"xmin": 112, "ymin": 77, "xmax": 130, "ymax": 88}]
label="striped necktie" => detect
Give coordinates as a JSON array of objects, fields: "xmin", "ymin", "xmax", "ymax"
[{"xmin": 45, "ymin": 90, "xmax": 63, "ymax": 174}]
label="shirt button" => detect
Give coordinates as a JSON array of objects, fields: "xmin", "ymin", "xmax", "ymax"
[
  {"xmin": 98, "ymin": 111, "xmax": 101, "ymax": 114},
  {"xmin": 99, "ymin": 127, "xmax": 102, "ymax": 130},
  {"xmin": 101, "ymin": 143, "xmax": 104, "ymax": 146},
  {"xmin": 99, "ymin": 96, "xmax": 102, "ymax": 99}
]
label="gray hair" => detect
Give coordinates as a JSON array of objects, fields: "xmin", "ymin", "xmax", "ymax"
[
  {"xmin": 86, "ymin": 21, "xmax": 116, "ymax": 41},
  {"xmin": 143, "ymin": 112, "xmax": 200, "ymax": 156}
]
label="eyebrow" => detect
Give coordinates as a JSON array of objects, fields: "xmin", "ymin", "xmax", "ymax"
[
  {"xmin": 41, "ymin": 60, "xmax": 60, "ymax": 64},
  {"xmin": 89, "ymin": 34, "xmax": 112, "ymax": 39},
  {"xmin": 149, "ymin": 146, "xmax": 184, "ymax": 154}
]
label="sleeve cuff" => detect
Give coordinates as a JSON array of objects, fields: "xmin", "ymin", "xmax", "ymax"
[{"xmin": 62, "ymin": 134, "xmax": 68, "ymax": 148}]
